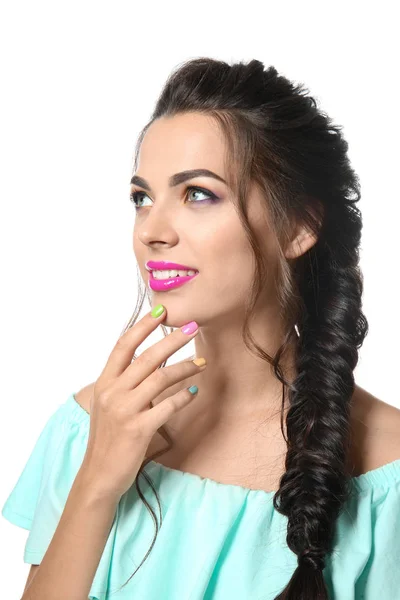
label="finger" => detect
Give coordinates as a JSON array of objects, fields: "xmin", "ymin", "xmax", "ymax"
[
  {"xmin": 99, "ymin": 305, "xmax": 167, "ymax": 383},
  {"xmin": 142, "ymin": 384, "xmax": 200, "ymax": 433},
  {"xmin": 118, "ymin": 321, "xmax": 200, "ymax": 390},
  {"xmin": 124, "ymin": 357, "xmax": 206, "ymax": 412}
]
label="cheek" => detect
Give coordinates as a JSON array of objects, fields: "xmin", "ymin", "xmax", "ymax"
[
  {"xmin": 203, "ymin": 231, "xmax": 255, "ymax": 296},
  {"xmin": 132, "ymin": 234, "xmax": 147, "ymax": 274},
  {"xmin": 132, "ymin": 229, "xmax": 142, "ymax": 253}
]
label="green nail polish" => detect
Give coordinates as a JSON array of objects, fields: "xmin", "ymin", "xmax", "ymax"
[
  {"xmin": 188, "ymin": 385, "xmax": 198, "ymax": 395},
  {"xmin": 151, "ymin": 304, "xmax": 165, "ymax": 318}
]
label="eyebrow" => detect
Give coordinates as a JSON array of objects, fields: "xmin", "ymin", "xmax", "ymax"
[{"xmin": 130, "ymin": 168, "xmax": 227, "ymax": 191}]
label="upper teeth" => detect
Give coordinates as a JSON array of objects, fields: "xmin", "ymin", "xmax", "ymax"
[{"xmin": 152, "ymin": 269, "xmax": 197, "ymax": 279}]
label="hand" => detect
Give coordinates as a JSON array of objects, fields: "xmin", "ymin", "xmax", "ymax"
[{"xmin": 79, "ymin": 307, "xmax": 206, "ymax": 500}]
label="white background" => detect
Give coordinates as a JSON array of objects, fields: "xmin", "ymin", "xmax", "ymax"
[{"xmin": 1, "ymin": 0, "xmax": 398, "ymax": 596}]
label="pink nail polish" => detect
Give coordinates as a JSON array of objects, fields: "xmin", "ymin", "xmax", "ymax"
[{"xmin": 181, "ymin": 321, "xmax": 199, "ymax": 335}]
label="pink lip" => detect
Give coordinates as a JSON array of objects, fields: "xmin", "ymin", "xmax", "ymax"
[
  {"xmin": 148, "ymin": 271, "xmax": 199, "ymax": 292},
  {"xmin": 145, "ymin": 261, "xmax": 198, "ymax": 272}
]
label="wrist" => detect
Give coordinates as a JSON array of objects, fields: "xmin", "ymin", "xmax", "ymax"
[{"xmin": 73, "ymin": 464, "xmax": 122, "ymax": 507}]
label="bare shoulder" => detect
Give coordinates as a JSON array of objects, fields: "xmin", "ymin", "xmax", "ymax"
[{"xmin": 350, "ymin": 384, "xmax": 400, "ymax": 475}]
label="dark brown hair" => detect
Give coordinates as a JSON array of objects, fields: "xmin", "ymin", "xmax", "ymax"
[{"xmin": 113, "ymin": 57, "xmax": 368, "ymax": 599}]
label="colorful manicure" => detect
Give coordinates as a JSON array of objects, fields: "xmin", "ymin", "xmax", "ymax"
[
  {"xmin": 151, "ymin": 304, "xmax": 165, "ymax": 318},
  {"xmin": 181, "ymin": 321, "xmax": 199, "ymax": 335}
]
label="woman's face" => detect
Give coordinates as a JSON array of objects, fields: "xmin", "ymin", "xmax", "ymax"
[{"xmin": 132, "ymin": 112, "xmax": 280, "ymax": 331}]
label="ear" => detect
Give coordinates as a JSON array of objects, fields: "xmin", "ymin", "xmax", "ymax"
[
  {"xmin": 284, "ymin": 224, "xmax": 319, "ymax": 260},
  {"xmin": 284, "ymin": 198, "xmax": 324, "ymax": 260}
]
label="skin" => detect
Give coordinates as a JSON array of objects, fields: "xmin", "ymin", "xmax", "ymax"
[{"xmin": 131, "ymin": 112, "xmax": 319, "ymax": 470}]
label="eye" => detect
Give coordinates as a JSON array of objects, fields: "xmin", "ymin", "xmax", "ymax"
[
  {"xmin": 129, "ymin": 186, "xmax": 219, "ymax": 209},
  {"xmin": 186, "ymin": 187, "xmax": 214, "ymax": 203},
  {"xmin": 129, "ymin": 191, "xmax": 152, "ymax": 209}
]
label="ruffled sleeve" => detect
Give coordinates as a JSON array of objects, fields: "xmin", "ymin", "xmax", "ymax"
[
  {"xmin": 330, "ymin": 462, "xmax": 400, "ymax": 599},
  {"xmin": 1, "ymin": 393, "xmax": 121, "ymax": 600},
  {"xmin": 2, "ymin": 400, "xmax": 70, "ymax": 532}
]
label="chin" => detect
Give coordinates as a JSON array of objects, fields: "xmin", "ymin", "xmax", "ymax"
[
  {"xmin": 164, "ymin": 313, "xmax": 198, "ymax": 329},
  {"xmin": 148, "ymin": 302, "xmax": 197, "ymax": 329}
]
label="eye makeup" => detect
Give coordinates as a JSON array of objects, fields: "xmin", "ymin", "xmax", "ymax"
[{"xmin": 129, "ymin": 185, "xmax": 221, "ymax": 209}]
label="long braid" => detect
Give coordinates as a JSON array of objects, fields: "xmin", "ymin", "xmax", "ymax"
[{"xmin": 273, "ymin": 202, "xmax": 367, "ymax": 598}]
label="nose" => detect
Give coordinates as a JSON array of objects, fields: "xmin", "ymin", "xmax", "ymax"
[{"xmin": 135, "ymin": 203, "xmax": 180, "ymax": 248}]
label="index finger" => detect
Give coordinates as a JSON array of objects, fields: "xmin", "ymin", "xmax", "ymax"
[{"xmin": 99, "ymin": 304, "xmax": 168, "ymax": 382}]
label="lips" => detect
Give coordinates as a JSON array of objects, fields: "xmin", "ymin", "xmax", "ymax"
[
  {"xmin": 146, "ymin": 260, "xmax": 198, "ymax": 272},
  {"xmin": 148, "ymin": 269, "xmax": 199, "ymax": 292}
]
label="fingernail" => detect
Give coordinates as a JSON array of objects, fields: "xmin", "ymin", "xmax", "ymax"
[
  {"xmin": 192, "ymin": 357, "xmax": 207, "ymax": 367},
  {"xmin": 188, "ymin": 385, "xmax": 199, "ymax": 395},
  {"xmin": 181, "ymin": 321, "xmax": 199, "ymax": 335},
  {"xmin": 151, "ymin": 304, "xmax": 165, "ymax": 318}
]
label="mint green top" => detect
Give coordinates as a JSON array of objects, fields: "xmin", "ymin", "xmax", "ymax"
[{"xmin": 2, "ymin": 393, "xmax": 400, "ymax": 600}]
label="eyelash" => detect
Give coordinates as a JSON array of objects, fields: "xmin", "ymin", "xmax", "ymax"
[{"xmin": 129, "ymin": 185, "xmax": 219, "ymax": 210}]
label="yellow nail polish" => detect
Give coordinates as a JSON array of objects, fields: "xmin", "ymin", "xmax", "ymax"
[{"xmin": 192, "ymin": 357, "xmax": 207, "ymax": 367}]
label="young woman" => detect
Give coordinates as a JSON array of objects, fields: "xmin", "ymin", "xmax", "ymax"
[{"xmin": 3, "ymin": 57, "xmax": 400, "ymax": 600}]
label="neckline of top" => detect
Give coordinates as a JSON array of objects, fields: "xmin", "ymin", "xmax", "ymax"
[{"xmin": 67, "ymin": 392, "xmax": 400, "ymax": 499}]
